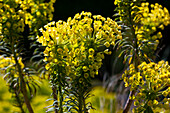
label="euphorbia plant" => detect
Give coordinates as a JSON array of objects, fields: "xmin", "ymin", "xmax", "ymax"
[
  {"xmin": 0, "ymin": 0, "xmax": 169, "ymax": 113},
  {"xmin": 114, "ymin": 0, "xmax": 170, "ymax": 112},
  {"xmin": 37, "ymin": 0, "xmax": 170, "ymax": 112},
  {"xmin": 123, "ymin": 61, "xmax": 170, "ymax": 112},
  {"xmin": 0, "ymin": 0, "xmax": 55, "ymax": 112},
  {"xmin": 37, "ymin": 11, "xmax": 122, "ymax": 112}
]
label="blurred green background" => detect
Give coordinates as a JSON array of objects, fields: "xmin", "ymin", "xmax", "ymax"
[{"xmin": 0, "ymin": 76, "xmax": 121, "ymax": 113}]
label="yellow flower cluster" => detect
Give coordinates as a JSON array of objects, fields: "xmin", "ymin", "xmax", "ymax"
[
  {"xmin": 0, "ymin": 55, "xmax": 24, "ymax": 77},
  {"xmin": 0, "ymin": 56, "xmax": 15, "ymax": 74},
  {"xmin": 114, "ymin": 0, "xmax": 170, "ymax": 59},
  {"xmin": 139, "ymin": 3, "xmax": 169, "ymax": 27},
  {"xmin": 135, "ymin": 2, "xmax": 170, "ymax": 55},
  {"xmin": 37, "ymin": 11, "xmax": 122, "ymax": 82},
  {"xmin": 114, "ymin": 0, "xmax": 121, "ymax": 5},
  {"xmin": 123, "ymin": 61, "xmax": 170, "ymax": 111},
  {"xmin": 0, "ymin": 0, "xmax": 55, "ymax": 38}
]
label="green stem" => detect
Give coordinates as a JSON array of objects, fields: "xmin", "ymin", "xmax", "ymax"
[
  {"xmin": 52, "ymin": 85, "xmax": 58, "ymax": 113},
  {"xmin": 78, "ymin": 85, "xmax": 83, "ymax": 113},
  {"xmin": 83, "ymin": 96, "xmax": 87, "ymax": 113},
  {"xmin": 123, "ymin": 90, "xmax": 136, "ymax": 113},
  {"xmin": 58, "ymin": 76, "xmax": 63, "ymax": 113},
  {"xmin": 52, "ymin": 73, "xmax": 58, "ymax": 113},
  {"xmin": 11, "ymin": 38, "xmax": 34, "ymax": 113},
  {"xmin": 79, "ymin": 96, "xmax": 83, "ymax": 113},
  {"xmin": 15, "ymin": 91, "xmax": 25, "ymax": 113},
  {"xmin": 123, "ymin": 3, "xmax": 139, "ymax": 113}
]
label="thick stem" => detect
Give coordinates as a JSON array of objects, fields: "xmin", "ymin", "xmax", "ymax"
[
  {"xmin": 52, "ymin": 85, "xmax": 58, "ymax": 113},
  {"xmin": 21, "ymin": 81, "xmax": 34, "ymax": 113},
  {"xmin": 78, "ymin": 85, "xmax": 83, "ymax": 113},
  {"xmin": 15, "ymin": 91, "xmax": 25, "ymax": 113},
  {"xmin": 123, "ymin": 90, "xmax": 136, "ymax": 113},
  {"xmin": 78, "ymin": 95, "xmax": 83, "ymax": 113},
  {"xmin": 14, "ymin": 55, "xmax": 34, "ymax": 113},
  {"xmin": 83, "ymin": 96, "xmax": 87, "ymax": 113},
  {"xmin": 123, "ymin": 3, "xmax": 139, "ymax": 113},
  {"xmin": 11, "ymin": 38, "xmax": 34, "ymax": 113},
  {"xmin": 59, "ymin": 79, "xmax": 63, "ymax": 113}
]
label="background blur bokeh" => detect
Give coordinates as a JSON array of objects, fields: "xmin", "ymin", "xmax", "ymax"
[{"xmin": 0, "ymin": 0, "xmax": 170, "ymax": 113}]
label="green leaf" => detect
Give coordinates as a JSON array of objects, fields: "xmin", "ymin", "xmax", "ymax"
[
  {"xmin": 46, "ymin": 107, "xmax": 55, "ymax": 112},
  {"xmin": 3, "ymin": 72, "xmax": 11, "ymax": 80},
  {"xmin": 30, "ymin": 54, "xmax": 42, "ymax": 61},
  {"xmin": 118, "ymin": 49, "xmax": 126, "ymax": 58},
  {"xmin": 113, "ymin": 13, "xmax": 120, "ymax": 17},
  {"xmin": 53, "ymin": 100, "xmax": 59, "ymax": 106},
  {"xmin": 121, "ymin": 44, "xmax": 134, "ymax": 49},
  {"xmin": 46, "ymin": 98, "xmax": 54, "ymax": 101}
]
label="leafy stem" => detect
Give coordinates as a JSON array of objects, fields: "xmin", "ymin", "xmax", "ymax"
[
  {"xmin": 123, "ymin": 3, "xmax": 140, "ymax": 113},
  {"xmin": 58, "ymin": 75, "xmax": 63, "ymax": 113},
  {"xmin": 11, "ymin": 37, "xmax": 34, "ymax": 113},
  {"xmin": 52, "ymin": 73, "xmax": 58, "ymax": 113},
  {"xmin": 78, "ymin": 84, "xmax": 83, "ymax": 113},
  {"xmin": 14, "ymin": 91, "xmax": 25, "ymax": 113}
]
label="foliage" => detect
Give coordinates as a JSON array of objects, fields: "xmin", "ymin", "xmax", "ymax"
[
  {"xmin": 0, "ymin": 77, "xmax": 119, "ymax": 113},
  {"xmin": 123, "ymin": 61, "xmax": 170, "ymax": 112},
  {"xmin": 0, "ymin": 0, "xmax": 169, "ymax": 113},
  {"xmin": 0, "ymin": 76, "xmax": 53, "ymax": 113},
  {"xmin": 0, "ymin": 0, "xmax": 55, "ymax": 36},
  {"xmin": 114, "ymin": 0, "xmax": 170, "ymax": 112},
  {"xmin": 0, "ymin": 0, "xmax": 55, "ymax": 112},
  {"xmin": 114, "ymin": 0, "xmax": 169, "ymax": 62},
  {"xmin": 37, "ymin": 11, "xmax": 122, "ymax": 112}
]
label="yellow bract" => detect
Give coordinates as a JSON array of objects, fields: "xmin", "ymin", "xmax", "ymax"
[
  {"xmin": 37, "ymin": 11, "xmax": 121, "ymax": 81},
  {"xmin": 115, "ymin": 1, "xmax": 170, "ymax": 58},
  {"xmin": 88, "ymin": 48, "xmax": 95, "ymax": 55},
  {"xmin": 135, "ymin": 3, "xmax": 169, "ymax": 55},
  {"xmin": 0, "ymin": 55, "xmax": 24, "ymax": 78},
  {"xmin": 123, "ymin": 60, "xmax": 170, "ymax": 110},
  {"xmin": 0, "ymin": 0, "xmax": 56, "ymax": 37}
]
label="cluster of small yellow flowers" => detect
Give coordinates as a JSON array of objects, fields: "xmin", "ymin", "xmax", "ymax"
[
  {"xmin": 114, "ymin": 0, "xmax": 142, "ymax": 21},
  {"xmin": 114, "ymin": 0, "xmax": 170, "ymax": 59},
  {"xmin": 69, "ymin": 12, "xmax": 121, "ymax": 82},
  {"xmin": 135, "ymin": 3, "xmax": 170, "ymax": 56},
  {"xmin": 0, "ymin": 55, "xmax": 15, "ymax": 74},
  {"xmin": 0, "ymin": 55, "xmax": 24, "ymax": 77},
  {"xmin": 37, "ymin": 21, "xmax": 70, "ymax": 78},
  {"xmin": 37, "ymin": 11, "xmax": 122, "ymax": 83},
  {"xmin": 123, "ymin": 60, "xmax": 170, "ymax": 112},
  {"xmin": 114, "ymin": 0, "xmax": 121, "ymax": 5},
  {"xmin": 36, "ymin": 12, "xmax": 122, "ymax": 112},
  {"xmin": 0, "ymin": 0, "xmax": 55, "ymax": 38},
  {"xmin": 139, "ymin": 3, "xmax": 169, "ymax": 27}
]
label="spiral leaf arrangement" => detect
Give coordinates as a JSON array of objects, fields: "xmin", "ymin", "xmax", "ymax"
[
  {"xmin": 0, "ymin": 0, "xmax": 56, "ymax": 113},
  {"xmin": 114, "ymin": 0, "xmax": 170, "ymax": 112},
  {"xmin": 0, "ymin": 0, "xmax": 169, "ymax": 113},
  {"xmin": 37, "ymin": 11, "xmax": 122, "ymax": 112}
]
